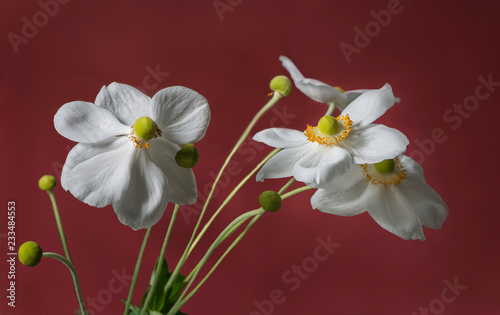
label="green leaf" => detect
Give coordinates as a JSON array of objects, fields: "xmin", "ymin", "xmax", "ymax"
[
  {"xmin": 137, "ymin": 257, "xmax": 188, "ymax": 314},
  {"xmin": 124, "ymin": 307, "xmax": 176, "ymax": 315},
  {"xmin": 121, "ymin": 299, "xmax": 140, "ymax": 311}
]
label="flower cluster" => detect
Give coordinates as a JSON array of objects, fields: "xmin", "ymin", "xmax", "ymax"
[
  {"xmin": 254, "ymin": 56, "xmax": 448, "ymax": 240},
  {"xmin": 24, "ymin": 55, "xmax": 449, "ymax": 315}
]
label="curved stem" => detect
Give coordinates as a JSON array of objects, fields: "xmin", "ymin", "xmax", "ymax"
[
  {"xmin": 281, "ymin": 186, "xmax": 313, "ymax": 199},
  {"xmin": 140, "ymin": 204, "xmax": 180, "ymax": 315},
  {"xmin": 166, "ymin": 209, "xmax": 263, "ymax": 315},
  {"xmin": 43, "ymin": 252, "xmax": 87, "ymax": 314},
  {"xmin": 170, "ymin": 184, "xmax": 313, "ymax": 314},
  {"xmin": 164, "ymin": 92, "xmax": 282, "ymax": 295},
  {"xmin": 188, "ymin": 148, "xmax": 281, "ymax": 256},
  {"xmin": 174, "ymin": 213, "xmax": 263, "ymax": 312},
  {"xmin": 324, "ymin": 102, "xmax": 336, "ymax": 116},
  {"xmin": 123, "ymin": 227, "xmax": 152, "ymax": 315},
  {"xmin": 47, "ymin": 191, "xmax": 73, "ymax": 264},
  {"xmin": 278, "ymin": 178, "xmax": 295, "ymax": 195}
]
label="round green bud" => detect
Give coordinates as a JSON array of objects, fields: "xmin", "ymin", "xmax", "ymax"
[
  {"xmin": 38, "ymin": 175, "xmax": 57, "ymax": 191},
  {"xmin": 318, "ymin": 116, "xmax": 338, "ymax": 135},
  {"xmin": 374, "ymin": 159, "xmax": 395, "ymax": 174},
  {"xmin": 134, "ymin": 116, "xmax": 157, "ymax": 141},
  {"xmin": 259, "ymin": 190, "xmax": 282, "ymax": 212},
  {"xmin": 175, "ymin": 143, "xmax": 200, "ymax": 168},
  {"xmin": 270, "ymin": 75, "xmax": 292, "ymax": 97},
  {"xmin": 18, "ymin": 241, "xmax": 43, "ymax": 267}
]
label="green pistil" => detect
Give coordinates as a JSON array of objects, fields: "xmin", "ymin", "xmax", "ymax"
[
  {"xmin": 318, "ymin": 116, "xmax": 338, "ymax": 135},
  {"xmin": 374, "ymin": 159, "xmax": 395, "ymax": 174},
  {"xmin": 134, "ymin": 116, "xmax": 156, "ymax": 141}
]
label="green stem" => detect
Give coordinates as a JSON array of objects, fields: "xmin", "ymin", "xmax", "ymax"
[
  {"xmin": 166, "ymin": 209, "xmax": 263, "ymax": 315},
  {"xmin": 278, "ymin": 178, "xmax": 295, "ymax": 195},
  {"xmin": 324, "ymin": 102, "xmax": 336, "ymax": 116},
  {"xmin": 47, "ymin": 190, "xmax": 73, "ymax": 264},
  {"xmin": 123, "ymin": 227, "xmax": 152, "ymax": 315},
  {"xmin": 171, "ymin": 184, "xmax": 313, "ymax": 314},
  {"xmin": 281, "ymin": 186, "xmax": 313, "ymax": 199},
  {"xmin": 42, "ymin": 252, "xmax": 87, "ymax": 314},
  {"xmin": 163, "ymin": 92, "xmax": 282, "ymax": 295},
  {"xmin": 140, "ymin": 204, "xmax": 180, "ymax": 315},
  {"xmin": 187, "ymin": 148, "xmax": 281, "ymax": 256},
  {"xmin": 174, "ymin": 213, "xmax": 263, "ymax": 312}
]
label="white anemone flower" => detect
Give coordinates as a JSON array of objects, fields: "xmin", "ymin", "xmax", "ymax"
[
  {"xmin": 54, "ymin": 83, "xmax": 210, "ymax": 230},
  {"xmin": 311, "ymin": 156, "xmax": 448, "ymax": 241},
  {"xmin": 280, "ymin": 55, "xmax": 401, "ymax": 110},
  {"xmin": 253, "ymin": 84, "xmax": 408, "ymax": 188}
]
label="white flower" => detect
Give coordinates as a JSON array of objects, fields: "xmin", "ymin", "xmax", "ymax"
[
  {"xmin": 54, "ymin": 83, "xmax": 210, "ymax": 230},
  {"xmin": 253, "ymin": 84, "xmax": 408, "ymax": 187},
  {"xmin": 311, "ymin": 156, "xmax": 448, "ymax": 241},
  {"xmin": 280, "ymin": 55, "xmax": 401, "ymax": 110}
]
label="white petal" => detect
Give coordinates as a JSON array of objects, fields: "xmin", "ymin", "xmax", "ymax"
[
  {"xmin": 149, "ymin": 138, "xmax": 197, "ymax": 205},
  {"xmin": 344, "ymin": 89, "xmax": 401, "ymax": 110},
  {"xmin": 61, "ymin": 138, "xmax": 127, "ymax": 190},
  {"xmin": 341, "ymin": 84, "xmax": 396, "ymax": 127},
  {"xmin": 279, "ymin": 56, "xmax": 305, "ymax": 81},
  {"xmin": 295, "ymin": 78, "xmax": 345, "ymax": 104},
  {"xmin": 279, "ymin": 56, "xmax": 344, "ymax": 104},
  {"xmin": 397, "ymin": 155, "xmax": 448, "ymax": 230},
  {"xmin": 95, "ymin": 83, "xmax": 153, "ymax": 126},
  {"xmin": 152, "ymin": 86, "xmax": 210, "ymax": 144},
  {"xmin": 342, "ymin": 124, "xmax": 409, "ymax": 164},
  {"xmin": 399, "ymin": 155, "xmax": 425, "ymax": 180},
  {"xmin": 54, "ymin": 101, "xmax": 130, "ymax": 143},
  {"xmin": 367, "ymin": 186, "xmax": 426, "ymax": 241},
  {"xmin": 253, "ymin": 128, "xmax": 308, "ymax": 148},
  {"xmin": 64, "ymin": 137, "xmax": 134, "ymax": 208},
  {"xmin": 293, "ymin": 145, "xmax": 353, "ymax": 187},
  {"xmin": 311, "ymin": 165, "xmax": 370, "ymax": 216},
  {"xmin": 112, "ymin": 149, "xmax": 169, "ymax": 230},
  {"xmin": 339, "ymin": 89, "xmax": 371, "ymax": 110},
  {"xmin": 397, "ymin": 179, "xmax": 448, "ymax": 230},
  {"xmin": 256, "ymin": 145, "xmax": 306, "ymax": 181}
]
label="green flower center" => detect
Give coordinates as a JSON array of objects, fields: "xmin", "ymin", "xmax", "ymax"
[
  {"xmin": 374, "ymin": 159, "xmax": 395, "ymax": 174},
  {"xmin": 133, "ymin": 116, "xmax": 157, "ymax": 141},
  {"xmin": 318, "ymin": 116, "xmax": 339, "ymax": 135}
]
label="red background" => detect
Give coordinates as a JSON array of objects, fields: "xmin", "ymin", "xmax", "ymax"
[{"xmin": 2, "ymin": 1, "xmax": 500, "ymax": 314}]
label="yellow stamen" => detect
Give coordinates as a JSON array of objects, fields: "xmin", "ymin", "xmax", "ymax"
[
  {"xmin": 304, "ymin": 114, "xmax": 353, "ymax": 146},
  {"xmin": 361, "ymin": 157, "xmax": 406, "ymax": 186},
  {"xmin": 127, "ymin": 124, "xmax": 162, "ymax": 149}
]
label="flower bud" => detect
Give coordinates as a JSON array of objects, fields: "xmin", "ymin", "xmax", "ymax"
[
  {"xmin": 270, "ymin": 75, "xmax": 292, "ymax": 97},
  {"xmin": 175, "ymin": 143, "xmax": 200, "ymax": 168},
  {"xmin": 259, "ymin": 190, "xmax": 282, "ymax": 212},
  {"xmin": 19, "ymin": 241, "xmax": 43, "ymax": 267},
  {"xmin": 38, "ymin": 175, "xmax": 57, "ymax": 191}
]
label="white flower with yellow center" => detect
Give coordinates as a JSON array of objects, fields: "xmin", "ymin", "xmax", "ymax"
[
  {"xmin": 253, "ymin": 84, "xmax": 408, "ymax": 187},
  {"xmin": 54, "ymin": 83, "xmax": 210, "ymax": 230},
  {"xmin": 311, "ymin": 156, "xmax": 448, "ymax": 241},
  {"xmin": 280, "ymin": 55, "xmax": 401, "ymax": 110}
]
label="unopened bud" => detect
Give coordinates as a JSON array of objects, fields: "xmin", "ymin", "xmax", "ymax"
[
  {"xmin": 259, "ymin": 190, "xmax": 282, "ymax": 212},
  {"xmin": 38, "ymin": 175, "xmax": 57, "ymax": 191},
  {"xmin": 270, "ymin": 75, "xmax": 292, "ymax": 97},
  {"xmin": 19, "ymin": 241, "xmax": 43, "ymax": 267},
  {"xmin": 175, "ymin": 143, "xmax": 200, "ymax": 168}
]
